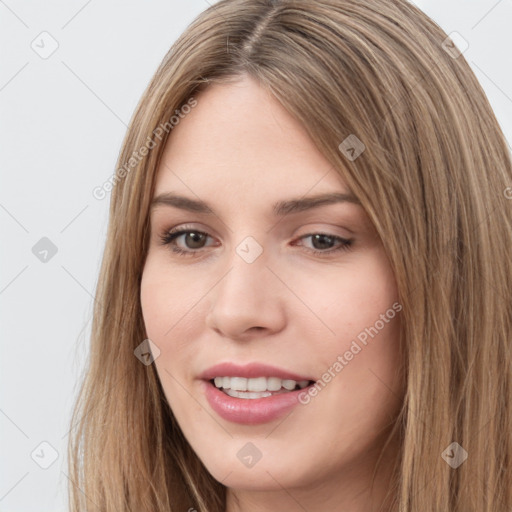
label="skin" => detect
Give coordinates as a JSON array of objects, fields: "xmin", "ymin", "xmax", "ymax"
[{"xmin": 140, "ymin": 74, "xmax": 404, "ymax": 512}]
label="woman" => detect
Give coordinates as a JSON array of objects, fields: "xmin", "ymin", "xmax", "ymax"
[{"xmin": 68, "ymin": 0, "xmax": 512, "ymax": 511}]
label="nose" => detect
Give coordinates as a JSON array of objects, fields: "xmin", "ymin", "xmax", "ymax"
[{"xmin": 205, "ymin": 247, "xmax": 286, "ymax": 342}]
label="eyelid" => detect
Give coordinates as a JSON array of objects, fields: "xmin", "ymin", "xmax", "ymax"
[
  {"xmin": 157, "ymin": 220, "xmax": 353, "ymax": 239},
  {"xmin": 158, "ymin": 222, "xmax": 351, "ymax": 240}
]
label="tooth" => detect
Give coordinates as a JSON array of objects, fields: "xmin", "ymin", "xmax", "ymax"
[
  {"xmin": 225, "ymin": 389, "xmax": 272, "ymax": 399},
  {"xmin": 230, "ymin": 377, "xmax": 248, "ymax": 391},
  {"xmin": 267, "ymin": 377, "xmax": 282, "ymax": 391},
  {"xmin": 282, "ymin": 379, "xmax": 297, "ymax": 391},
  {"xmin": 247, "ymin": 377, "xmax": 267, "ymax": 392},
  {"xmin": 247, "ymin": 391, "xmax": 271, "ymax": 399},
  {"xmin": 213, "ymin": 376, "xmax": 306, "ymax": 392}
]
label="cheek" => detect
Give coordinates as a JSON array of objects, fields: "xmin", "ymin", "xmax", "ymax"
[
  {"xmin": 299, "ymin": 249, "xmax": 403, "ymax": 410},
  {"xmin": 140, "ymin": 255, "xmax": 203, "ymax": 341},
  {"xmin": 140, "ymin": 256, "xmax": 209, "ymax": 392},
  {"xmin": 140, "ymin": 263, "xmax": 199, "ymax": 420},
  {"xmin": 301, "ymin": 248, "xmax": 399, "ymax": 347}
]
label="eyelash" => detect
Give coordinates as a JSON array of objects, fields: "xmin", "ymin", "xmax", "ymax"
[{"xmin": 158, "ymin": 225, "xmax": 354, "ymax": 258}]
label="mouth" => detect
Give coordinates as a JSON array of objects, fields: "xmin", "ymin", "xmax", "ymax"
[
  {"xmin": 199, "ymin": 363, "xmax": 317, "ymax": 424},
  {"xmin": 210, "ymin": 376, "xmax": 314, "ymax": 399},
  {"xmin": 203, "ymin": 378, "xmax": 316, "ymax": 424}
]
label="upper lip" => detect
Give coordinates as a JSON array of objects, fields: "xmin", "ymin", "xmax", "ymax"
[{"xmin": 199, "ymin": 362, "xmax": 315, "ymax": 382}]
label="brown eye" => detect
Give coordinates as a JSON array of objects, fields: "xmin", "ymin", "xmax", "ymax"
[
  {"xmin": 159, "ymin": 228, "xmax": 215, "ymax": 257},
  {"xmin": 310, "ymin": 234, "xmax": 336, "ymax": 250},
  {"xmin": 178, "ymin": 231, "xmax": 207, "ymax": 249},
  {"xmin": 294, "ymin": 233, "xmax": 353, "ymax": 256}
]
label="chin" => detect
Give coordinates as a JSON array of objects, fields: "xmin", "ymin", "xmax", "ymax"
[{"xmin": 190, "ymin": 436, "xmax": 317, "ymax": 491}]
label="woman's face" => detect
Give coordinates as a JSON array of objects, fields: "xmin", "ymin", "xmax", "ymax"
[{"xmin": 141, "ymin": 75, "xmax": 403, "ymax": 498}]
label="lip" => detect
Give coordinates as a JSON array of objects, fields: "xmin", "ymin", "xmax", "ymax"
[{"xmin": 199, "ymin": 362, "xmax": 315, "ymax": 425}]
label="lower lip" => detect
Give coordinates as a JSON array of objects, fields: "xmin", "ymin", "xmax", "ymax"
[{"xmin": 202, "ymin": 380, "xmax": 307, "ymax": 425}]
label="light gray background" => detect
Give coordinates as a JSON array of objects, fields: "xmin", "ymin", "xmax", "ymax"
[{"xmin": 1, "ymin": 1, "xmax": 511, "ymax": 510}]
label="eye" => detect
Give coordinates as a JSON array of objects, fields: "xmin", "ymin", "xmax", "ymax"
[
  {"xmin": 158, "ymin": 226, "xmax": 354, "ymax": 258},
  {"xmin": 294, "ymin": 232, "xmax": 354, "ymax": 256},
  {"xmin": 159, "ymin": 226, "xmax": 216, "ymax": 257}
]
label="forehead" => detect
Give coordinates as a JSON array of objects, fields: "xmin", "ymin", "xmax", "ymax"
[{"xmin": 154, "ymin": 75, "xmax": 352, "ymax": 202}]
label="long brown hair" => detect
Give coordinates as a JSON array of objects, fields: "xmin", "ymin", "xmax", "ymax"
[{"xmin": 68, "ymin": 0, "xmax": 512, "ymax": 510}]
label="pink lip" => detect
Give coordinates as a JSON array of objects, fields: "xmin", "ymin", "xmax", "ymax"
[{"xmin": 199, "ymin": 362, "xmax": 315, "ymax": 425}]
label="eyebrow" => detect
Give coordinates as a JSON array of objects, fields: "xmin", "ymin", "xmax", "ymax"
[{"xmin": 150, "ymin": 191, "xmax": 361, "ymax": 216}]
